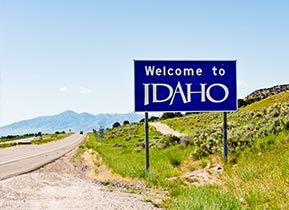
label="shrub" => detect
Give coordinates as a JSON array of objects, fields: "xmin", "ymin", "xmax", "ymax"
[
  {"xmin": 112, "ymin": 122, "xmax": 121, "ymax": 128},
  {"xmin": 189, "ymin": 103, "xmax": 289, "ymax": 160},
  {"xmin": 168, "ymin": 135, "xmax": 181, "ymax": 144},
  {"xmin": 149, "ymin": 116, "xmax": 159, "ymax": 121},
  {"xmin": 150, "ymin": 135, "xmax": 181, "ymax": 149}
]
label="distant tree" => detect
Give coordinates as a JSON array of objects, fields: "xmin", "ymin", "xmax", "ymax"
[
  {"xmin": 123, "ymin": 120, "xmax": 130, "ymax": 125},
  {"xmin": 160, "ymin": 112, "xmax": 176, "ymax": 120},
  {"xmin": 139, "ymin": 118, "xmax": 145, "ymax": 123},
  {"xmin": 149, "ymin": 116, "xmax": 159, "ymax": 122},
  {"xmin": 161, "ymin": 112, "xmax": 183, "ymax": 120},
  {"xmin": 55, "ymin": 131, "xmax": 60, "ymax": 135},
  {"xmin": 99, "ymin": 128, "xmax": 104, "ymax": 139},
  {"xmin": 61, "ymin": 131, "xmax": 65, "ymax": 134},
  {"xmin": 36, "ymin": 132, "xmax": 42, "ymax": 137},
  {"xmin": 174, "ymin": 112, "xmax": 183, "ymax": 118},
  {"xmin": 112, "ymin": 122, "xmax": 121, "ymax": 128},
  {"xmin": 23, "ymin": 133, "xmax": 33, "ymax": 138},
  {"xmin": 92, "ymin": 129, "xmax": 97, "ymax": 134},
  {"xmin": 238, "ymin": 99, "xmax": 246, "ymax": 108}
]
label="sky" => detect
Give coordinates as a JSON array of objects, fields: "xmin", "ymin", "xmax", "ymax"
[{"xmin": 0, "ymin": 0, "xmax": 289, "ymax": 126}]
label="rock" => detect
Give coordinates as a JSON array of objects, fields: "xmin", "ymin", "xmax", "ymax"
[
  {"xmin": 180, "ymin": 137, "xmax": 189, "ymax": 147},
  {"xmin": 215, "ymin": 165, "xmax": 222, "ymax": 172}
]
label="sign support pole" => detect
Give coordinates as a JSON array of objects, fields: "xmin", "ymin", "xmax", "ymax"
[
  {"xmin": 144, "ymin": 112, "xmax": 150, "ymax": 175},
  {"xmin": 223, "ymin": 112, "xmax": 228, "ymax": 162}
]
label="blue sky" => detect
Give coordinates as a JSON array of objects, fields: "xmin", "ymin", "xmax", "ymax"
[{"xmin": 0, "ymin": 0, "xmax": 288, "ymax": 126}]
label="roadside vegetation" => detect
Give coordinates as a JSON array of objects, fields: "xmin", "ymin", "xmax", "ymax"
[
  {"xmin": 0, "ymin": 133, "xmax": 35, "ymax": 143},
  {"xmin": 78, "ymin": 91, "xmax": 289, "ymax": 209},
  {"xmin": 31, "ymin": 132, "xmax": 73, "ymax": 144},
  {"xmin": 0, "ymin": 142, "xmax": 17, "ymax": 149},
  {"xmin": 0, "ymin": 132, "xmax": 73, "ymax": 148}
]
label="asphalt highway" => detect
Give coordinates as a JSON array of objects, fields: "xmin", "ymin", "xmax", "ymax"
[{"xmin": 0, "ymin": 133, "xmax": 86, "ymax": 180}]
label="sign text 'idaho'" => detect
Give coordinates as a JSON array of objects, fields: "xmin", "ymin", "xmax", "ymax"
[{"xmin": 134, "ymin": 60, "xmax": 237, "ymax": 112}]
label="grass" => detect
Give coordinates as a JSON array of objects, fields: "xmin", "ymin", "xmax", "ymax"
[
  {"xmin": 163, "ymin": 91, "xmax": 289, "ymax": 136},
  {"xmin": 31, "ymin": 132, "xmax": 73, "ymax": 144},
  {"xmin": 166, "ymin": 130, "xmax": 289, "ymax": 210},
  {"xmin": 0, "ymin": 133, "xmax": 73, "ymax": 148},
  {"xmin": 169, "ymin": 185, "xmax": 243, "ymax": 210},
  {"xmin": 86, "ymin": 125, "xmax": 193, "ymax": 187},
  {"xmin": 225, "ymin": 131, "xmax": 289, "ymax": 209},
  {"xmin": 163, "ymin": 112, "xmax": 222, "ymax": 136},
  {"xmin": 0, "ymin": 135, "xmax": 34, "ymax": 143},
  {"xmin": 0, "ymin": 142, "xmax": 17, "ymax": 148},
  {"xmin": 82, "ymin": 126, "xmax": 289, "ymax": 209},
  {"xmin": 242, "ymin": 90, "xmax": 289, "ymax": 111},
  {"xmin": 77, "ymin": 91, "xmax": 289, "ymax": 209},
  {"xmin": 83, "ymin": 125, "xmax": 244, "ymax": 209}
]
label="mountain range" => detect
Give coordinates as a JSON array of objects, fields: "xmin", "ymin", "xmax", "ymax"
[{"xmin": 0, "ymin": 111, "xmax": 143, "ymax": 136}]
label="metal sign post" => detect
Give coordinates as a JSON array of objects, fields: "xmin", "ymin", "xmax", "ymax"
[
  {"xmin": 144, "ymin": 112, "xmax": 150, "ymax": 175},
  {"xmin": 223, "ymin": 112, "xmax": 228, "ymax": 162}
]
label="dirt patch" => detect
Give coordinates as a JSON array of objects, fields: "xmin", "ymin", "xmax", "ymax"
[
  {"xmin": 168, "ymin": 163, "xmax": 224, "ymax": 186},
  {"xmin": 79, "ymin": 149, "xmax": 140, "ymax": 184},
  {"xmin": 150, "ymin": 122, "xmax": 184, "ymax": 137},
  {"xmin": 75, "ymin": 149, "xmax": 167, "ymax": 207}
]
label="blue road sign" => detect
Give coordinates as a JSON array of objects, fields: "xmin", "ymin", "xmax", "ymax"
[{"xmin": 134, "ymin": 60, "xmax": 237, "ymax": 112}]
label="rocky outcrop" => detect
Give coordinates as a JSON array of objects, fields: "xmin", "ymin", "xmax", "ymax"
[
  {"xmin": 245, "ymin": 84, "xmax": 289, "ymax": 101},
  {"xmin": 238, "ymin": 84, "xmax": 289, "ymax": 107}
]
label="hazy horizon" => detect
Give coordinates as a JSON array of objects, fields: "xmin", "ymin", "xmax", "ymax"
[{"xmin": 1, "ymin": 0, "xmax": 289, "ymax": 126}]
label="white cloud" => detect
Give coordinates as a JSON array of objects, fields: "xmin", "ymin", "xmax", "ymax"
[
  {"xmin": 80, "ymin": 87, "xmax": 91, "ymax": 94},
  {"xmin": 59, "ymin": 87, "xmax": 68, "ymax": 92},
  {"xmin": 237, "ymin": 80, "xmax": 247, "ymax": 89}
]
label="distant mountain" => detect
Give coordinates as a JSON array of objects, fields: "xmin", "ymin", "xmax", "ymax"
[{"xmin": 0, "ymin": 111, "xmax": 143, "ymax": 136}]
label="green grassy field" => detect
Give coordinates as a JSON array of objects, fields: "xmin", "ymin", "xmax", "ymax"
[
  {"xmin": 164, "ymin": 91, "xmax": 289, "ymax": 136},
  {"xmin": 80, "ymin": 91, "xmax": 289, "ymax": 209},
  {"xmin": 225, "ymin": 131, "xmax": 289, "ymax": 209},
  {"xmin": 85, "ymin": 125, "xmax": 193, "ymax": 186}
]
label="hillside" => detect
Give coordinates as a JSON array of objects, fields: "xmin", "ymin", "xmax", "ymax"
[
  {"xmin": 0, "ymin": 111, "xmax": 142, "ymax": 136},
  {"xmin": 79, "ymin": 90, "xmax": 289, "ymax": 209},
  {"xmin": 239, "ymin": 84, "xmax": 289, "ymax": 107},
  {"xmin": 244, "ymin": 84, "xmax": 289, "ymax": 102},
  {"xmin": 164, "ymin": 91, "xmax": 289, "ymax": 135}
]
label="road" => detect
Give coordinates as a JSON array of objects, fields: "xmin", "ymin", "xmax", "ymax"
[
  {"xmin": 0, "ymin": 133, "xmax": 160, "ymax": 209},
  {"xmin": 0, "ymin": 133, "xmax": 85, "ymax": 180}
]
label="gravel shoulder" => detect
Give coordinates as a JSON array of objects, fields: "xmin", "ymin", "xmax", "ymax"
[{"xmin": 0, "ymin": 149, "xmax": 160, "ymax": 210}]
